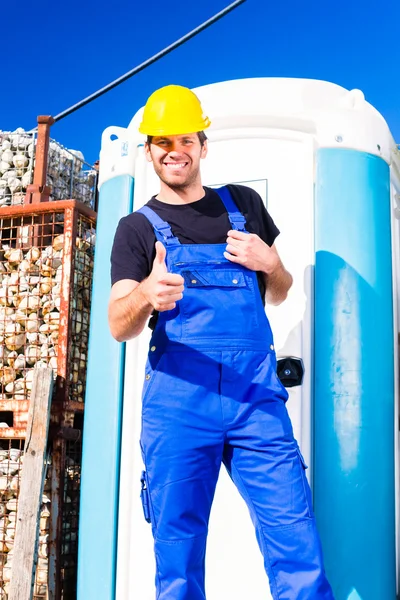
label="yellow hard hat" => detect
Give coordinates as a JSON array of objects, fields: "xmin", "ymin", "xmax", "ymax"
[{"xmin": 139, "ymin": 85, "xmax": 211, "ymax": 136}]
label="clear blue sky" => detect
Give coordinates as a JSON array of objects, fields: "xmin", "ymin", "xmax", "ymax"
[{"xmin": 2, "ymin": 0, "xmax": 399, "ymax": 165}]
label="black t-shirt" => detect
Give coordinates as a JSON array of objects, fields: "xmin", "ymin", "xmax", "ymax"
[{"xmin": 111, "ymin": 184, "xmax": 280, "ymax": 302}]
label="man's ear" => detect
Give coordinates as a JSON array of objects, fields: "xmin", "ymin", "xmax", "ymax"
[
  {"xmin": 144, "ymin": 142, "xmax": 153, "ymax": 163},
  {"xmin": 201, "ymin": 140, "xmax": 208, "ymax": 159}
]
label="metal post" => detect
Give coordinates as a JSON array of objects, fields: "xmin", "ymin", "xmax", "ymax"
[{"xmin": 25, "ymin": 116, "xmax": 54, "ymax": 204}]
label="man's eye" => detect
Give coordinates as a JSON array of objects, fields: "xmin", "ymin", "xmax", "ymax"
[{"xmin": 183, "ymin": 140, "xmax": 193, "ymax": 145}]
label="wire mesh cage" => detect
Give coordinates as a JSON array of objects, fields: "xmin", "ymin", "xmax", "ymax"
[
  {"xmin": 0, "ymin": 438, "xmax": 51, "ymax": 599},
  {"xmin": 68, "ymin": 216, "xmax": 95, "ymax": 408},
  {"xmin": 0, "ymin": 126, "xmax": 98, "ymax": 210},
  {"xmin": 59, "ymin": 427, "xmax": 82, "ymax": 599},
  {"xmin": 0, "ymin": 130, "xmax": 36, "ymax": 207},
  {"xmin": 47, "ymin": 140, "xmax": 97, "ymax": 209},
  {"xmin": 0, "ymin": 201, "xmax": 96, "ymax": 437},
  {"xmin": 0, "ymin": 200, "xmax": 95, "ymax": 598},
  {"xmin": 0, "ymin": 116, "xmax": 97, "ymax": 597}
]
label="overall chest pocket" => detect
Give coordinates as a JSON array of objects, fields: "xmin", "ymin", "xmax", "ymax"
[
  {"xmin": 179, "ymin": 268, "xmax": 259, "ymax": 339},
  {"xmin": 183, "ymin": 269, "xmax": 246, "ymax": 288}
]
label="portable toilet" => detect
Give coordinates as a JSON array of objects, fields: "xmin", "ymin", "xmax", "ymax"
[{"xmin": 78, "ymin": 78, "xmax": 400, "ymax": 600}]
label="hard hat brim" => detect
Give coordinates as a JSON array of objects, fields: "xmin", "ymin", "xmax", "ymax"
[{"xmin": 139, "ymin": 117, "xmax": 211, "ymax": 137}]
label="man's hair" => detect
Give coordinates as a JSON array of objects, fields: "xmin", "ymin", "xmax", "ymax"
[{"xmin": 146, "ymin": 131, "xmax": 207, "ymax": 146}]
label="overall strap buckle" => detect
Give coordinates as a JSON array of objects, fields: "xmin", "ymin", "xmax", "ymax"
[
  {"xmin": 137, "ymin": 206, "xmax": 180, "ymax": 246},
  {"xmin": 229, "ymin": 213, "xmax": 247, "ymax": 232},
  {"xmin": 214, "ymin": 186, "xmax": 248, "ymax": 233}
]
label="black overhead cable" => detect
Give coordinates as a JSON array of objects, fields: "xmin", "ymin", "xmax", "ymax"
[{"xmin": 51, "ymin": 0, "xmax": 247, "ymax": 124}]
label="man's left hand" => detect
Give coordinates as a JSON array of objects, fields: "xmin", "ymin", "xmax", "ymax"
[{"xmin": 224, "ymin": 230, "xmax": 279, "ymax": 274}]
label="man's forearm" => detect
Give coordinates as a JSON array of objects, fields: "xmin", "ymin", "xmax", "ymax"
[
  {"xmin": 108, "ymin": 282, "xmax": 153, "ymax": 342},
  {"xmin": 264, "ymin": 261, "xmax": 293, "ymax": 306}
]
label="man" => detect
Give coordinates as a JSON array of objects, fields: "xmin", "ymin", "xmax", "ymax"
[{"xmin": 108, "ymin": 85, "xmax": 334, "ymax": 600}]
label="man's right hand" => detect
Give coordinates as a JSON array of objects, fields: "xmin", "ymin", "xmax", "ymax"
[{"xmin": 141, "ymin": 242, "xmax": 184, "ymax": 312}]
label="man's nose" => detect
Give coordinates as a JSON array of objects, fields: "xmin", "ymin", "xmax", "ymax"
[{"xmin": 167, "ymin": 148, "xmax": 182, "ymax": 158}]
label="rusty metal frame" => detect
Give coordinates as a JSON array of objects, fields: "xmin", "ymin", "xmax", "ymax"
[
  {"xmin": 0, "ymin": 115, "xmax": 97, "ymax": 598},
  {"xmin": 55, "ymin": 204, "xmax": 78, "ymax": 428},
  {"xmin": 0, "ymin": 200, "xmax": 96, "ymax": 221},
  {"xmin": 0, "ymin": 200, "xmax": 96, "ymax": 441}
]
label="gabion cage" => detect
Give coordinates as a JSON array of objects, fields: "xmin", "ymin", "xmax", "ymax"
[
  {"xmin": 0, "ymin": 200, "xmax": 96, "ymax": 598},
  {"xmin": 0, "ymin": 439, "xmax": 51, "ymax": 599},
  {"xmin": 47, "ymin": 139, "xmax": 97, "ymax": 208},
  {"xmin": 0, "ymin": 130, "xmax": 36, "ymax": 207},
  {"xmin": 0, "ymin": 127, "xmax": 98, "ymax": 210},
  {"xmin": 60, "ymin": 430, "xmax": 83, "ymax": 599}
]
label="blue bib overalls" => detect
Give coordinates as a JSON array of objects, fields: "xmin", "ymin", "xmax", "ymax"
[{"xmin": 138, "ymin": 187, "xmax": 334, "ymax": 600}]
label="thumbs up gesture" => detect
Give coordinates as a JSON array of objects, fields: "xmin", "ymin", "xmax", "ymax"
[
  {"xmin": 153, "ymin": 241, "xmax": 168, "ymax": 274},
  {"xmin": 141, "ymin": 242, "xmax": 185, "ymax": 312}
]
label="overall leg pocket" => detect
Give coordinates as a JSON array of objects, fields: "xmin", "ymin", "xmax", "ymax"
[
  {"xmin": 140, "ymin": 470, "xmax": 151, "ymax": 524},
  {"xmin": 296, "ymin": 448, "xmax": 313, "ymax": 518},
  {"xmin": 141, "ymin": 351, "xmax": 166, "ymax": 409}
]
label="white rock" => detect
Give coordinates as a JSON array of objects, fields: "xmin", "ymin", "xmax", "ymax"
[
  {"xmin": 1, "ymin": 150, "xmax": 13, "ymax": 165},
  {"xmin": 40, "ymin": 515, "xmax": 49, "ymax": 531},
  {"xmin": 26, "ymin": 314, "xmax": 40, "ymax": 332},
  {"xmin": 0, "ymin": 367, "xmax": 16, "ymax": 385},
  {"xmin": 21, "ymin": 171, "xmax": 32, "ymax": 187},
  {"xmin": 9, "ymin": 476, "xmax": 19, "ymax": 491},
  {"xmin": 6, "ymin": 498, "xmax": 17, "ymax": 511},
  {"xmin": 5, "ymin": 378, "xmax": 25, "ymax": 393},
  {"xmin": 52, "ymin": 235, "xmax": 64, "ymax": 251},
  {"xmin": 42, "ymin": 300, "xmax": 55, "ymax": 315},
  {"xmin": 24, "ymin": 369, "xmax": 34, "ymax": 390},
  {"xmin": 25, "ymin": 345, "xmax": 40, "ymax": 365},
  {"xmin": 0, "ymin": 161, "xmax": 10, "ymax": 175},
  {"xmin": 18, "ymin": 259, "xmax": 34, "ymax": 273},
  {"xmin": 4, "ymin": 322, "xmax": 21, "ymax": 336},
  {"xmin": 0, "ymin": 460, "xmax": 20, "ymax": 475},
  {"xmin": 18, "ymin": 295, "xmax": 40, "ymax": 312},
  {"xmin": 40, "ymin": 278, "xmax": 55, "ymax": 295},
  {"xmin": 13, "ymin": 154, "xmax": 28, "ymax": 169},
  {"xmin": 4, "ymin": 248, "xmax": 23, "ymax": 264},
  {"xmin": 25, "ymin": 247, "xmax": 40, "ymax": 262},
  {"xmin": 5, "ymin": 332, "xmax": 26, "ymax": 351},
  {"xmin": 7, "ymin": 177, "xmax": 22, "ymax": 194},
  {"xmin": 8, "ymin": 449, "xmax": 21, "ymax": 461},
  {"xmin": 44, "ymin": 311, "xmax": 59, "ymax": 323},
  {"xmin": 5, "ymin": 535, "xmax": 14, "ymax": 551},
  {"xmin": 5, "ymin": 351, "xmax": 17, "ymax": 367},
  {"xmin": 0, "ymin": 288, "xmax": 13, "ymax": 307}
]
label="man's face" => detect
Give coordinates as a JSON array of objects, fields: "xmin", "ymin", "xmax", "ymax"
[{"xmin": 145, "ymin": 133, "xmax": 208, "ymax": 189}]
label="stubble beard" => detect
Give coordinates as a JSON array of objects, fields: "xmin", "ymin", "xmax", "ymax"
[
  {"xmin": 150, "ymin": 146, "xmax": 203, "ymax": 191},
  {"xmin": 156, "ymin": 164, "xmax": 200, "ymax": 191}
]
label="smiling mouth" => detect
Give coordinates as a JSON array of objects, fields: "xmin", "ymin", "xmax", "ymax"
[{"xmin": 163, "ymin": 162, "xmax": 188, "ymax": 171}]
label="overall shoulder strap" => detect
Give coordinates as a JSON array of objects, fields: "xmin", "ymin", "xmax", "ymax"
[
  {"xmin": 137, "ymin": 206, "xmax": 180, "ymax": 246},
  {"xmin": 214, "ymin": 186, "xmax": 248, "ymax": 232}
]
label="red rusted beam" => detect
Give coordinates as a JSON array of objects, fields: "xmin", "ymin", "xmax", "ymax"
[
  {"xmin": 0, "ymin": 428, "xmax": 27, "ymax": 439},
  {"xmin": 24, "ymin": 116, "xmax": 55, "ymax": 205},
  {"xmin": 65, "ymin": 400, "xmax": 85, "ymax": 413},
  {"xmin": 0, "ymin": 399, "xmax": 29, "ymax": 412},
  {"xmin": 0, "ymin": 199, "xmax": 97, "ymax": 221},
  {"xmin": 55, "ymin": 207, "xmax": 77, "ymax": 421}
]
